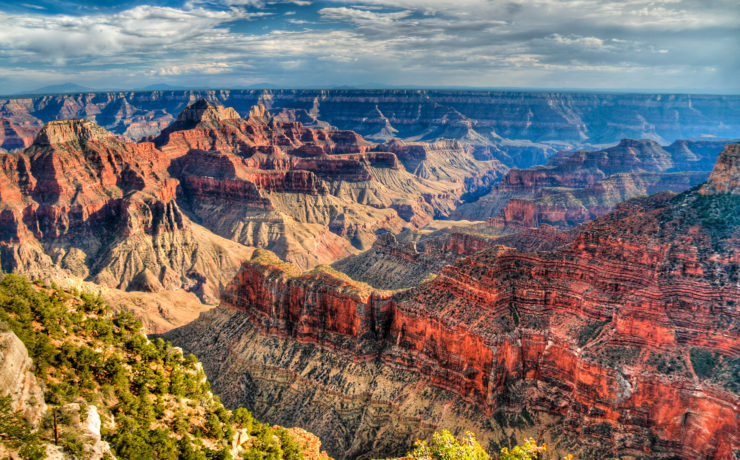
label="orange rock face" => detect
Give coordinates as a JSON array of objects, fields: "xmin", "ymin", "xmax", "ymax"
[
  {"xmin": 152, "ymin": 99, "xmax": 501, "ymax": 260},
  {"xmin": 153, "ymin": 99, "xmax": 374, "ymax": 160},
  {"xmin": 216, "ymin": 145, "xmax": 740, "ymax": 459},
  {"xmin": 0, "ymin": 115, "xmax": 257, "ymax": 317}
]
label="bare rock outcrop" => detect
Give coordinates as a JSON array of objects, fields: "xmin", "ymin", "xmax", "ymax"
[
  {"xmin": 0, "ymin": 328, "xmax": 46, "ymax": 427},
  {"xmin": 0, "ymin": 99, "xmax": 505, "ymax": 331},
  {"xmin": 703, "ymin": 143, "xmax": 740, "ymax": 195}
]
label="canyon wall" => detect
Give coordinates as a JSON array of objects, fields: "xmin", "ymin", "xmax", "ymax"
[{"xmin": 0, "ymin": 99, "xmax": 504, "ymax": 331}]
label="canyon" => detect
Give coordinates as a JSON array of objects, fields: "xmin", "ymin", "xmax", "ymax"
[
  {"xmin": 0, "ymin": 92, "xmax": 737, "ymax": 459},
  {"xmin": 165, "ymin": 144, "xmax": 740, "ymax": 459}
]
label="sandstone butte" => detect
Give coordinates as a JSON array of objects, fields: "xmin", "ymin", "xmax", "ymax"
[
  {"xmin": 165, "ymin": 144, "xmax": 740, "ymax": 459},
  {"xmin": 0, "ymin": 99, "xmax": 504, "ymax": 331}
]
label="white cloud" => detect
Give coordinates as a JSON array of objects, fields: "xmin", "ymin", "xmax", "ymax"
[
  {"xmin": 319, "ymin": 7, "xmax": 411, "ymax": 25},
  {"xmin": 549, "ymin": 34, "xmax": 606, "ymax": 49},
  {"xmin": 0, "ymin": 6, "xmax": 257, "ymax": 62},
  {"xmin": 154, "ymin": 62, "xmax": 232, "ymax": 76}
]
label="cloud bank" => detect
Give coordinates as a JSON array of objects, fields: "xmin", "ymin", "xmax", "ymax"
[{"xmin": 0, "ymin": 0, "xmax": 737, "ymax": 93}]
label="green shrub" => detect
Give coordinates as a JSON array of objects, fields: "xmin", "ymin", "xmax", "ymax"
[
  {"xmin": 403, "ymin": 431, "xmax": 565, "ymax": 460},
  {"xmin": 405, "ymin": 430, "xmax": 490, "ymax": 459},
  {"xmin": 690, "ymin": 348, "xmax": 720, "ymax": 379}
]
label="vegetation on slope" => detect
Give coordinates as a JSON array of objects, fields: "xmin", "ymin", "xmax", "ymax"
[{"xmin": 0, "ymin": 273, "xmax": 310, "ymax": 459}]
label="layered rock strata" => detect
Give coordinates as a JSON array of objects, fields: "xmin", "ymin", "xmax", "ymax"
[
  {"xmin": 332, "ymin": 225, "xmax": 573, "ymax": 290},
  {"xmin": 0, "ymin": 100, "xmax": 504, "ymax": 330}
]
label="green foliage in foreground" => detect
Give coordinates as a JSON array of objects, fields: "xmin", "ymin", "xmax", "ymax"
[
  {"xmin": 0, "ymin": 273, "xmax": 304, "ymax": 460},
  {"xmin": 403, "ymin": 430, "xmax": 570, "ymax": 460}
]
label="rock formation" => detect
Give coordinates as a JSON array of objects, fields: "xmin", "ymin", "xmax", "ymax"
[
  {"xmin": 165, "ymin": 144, "xmax": 740, "ymax": 459},
  {"xmin": 456, "ymin": 138, "xmax": 727, "ymax": 227},
  {"xmin": 332, "ymin": 225, "xmax": 573, "ymax": 290},
  {"xmin": 0, "ymin": 118, "xmax": 253, "ymax": 306},
  {"xmin": 0, "ymin": 328, "xmax": 46, "ymax": 427},
  {"xmin": 1, "ymin": 90, "xmax": 738, "ymax": 458},
  {"xmin": 703, "ymin": 142, "xmax": 740, "ymax": 195},
  {"xmin": 157, "ymin": 99, "xmax": 502, "ymax": 260}
]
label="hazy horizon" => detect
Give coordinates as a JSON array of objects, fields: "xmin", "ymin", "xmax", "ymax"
[{"xmin": 5, "ymin": 83, "xmax": 740, "ymax": 98}]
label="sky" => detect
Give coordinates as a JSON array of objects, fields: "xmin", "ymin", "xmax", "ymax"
[{"xmin": 0, "ymin": 0, "xmax": 738, "ymax": 94}]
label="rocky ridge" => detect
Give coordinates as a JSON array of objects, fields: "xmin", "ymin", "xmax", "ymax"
[
  {"xmin": 156, "ymin": 99, "xmax": 504, "ymax": 258},
  {"xmin": 166, "ymin": 144, "xmax": 740, "ymax": 459},
  {"xmin": 332, "ymin": 225, "xmax": 573, "ymax": 290},
  {"xmin": 703, "ymin": 143, "xmax": 740, "ymax": 195},
  {"xmin": 0, "ymin": 116, "xmax": 253, "ymax": 309}
]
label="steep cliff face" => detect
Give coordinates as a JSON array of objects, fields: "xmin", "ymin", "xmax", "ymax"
[
  {"xmin": 166, "ymin": 144, "xmax": 740, "ymax": 460},
  {"xmin": 0, "ymin": 100, "xmax": 506, "ymax": 330},
  {"xmin": 703, "ymin": 143, "xmax": 740, "ymax": 195},
  {"xmin": 457, "ymin": 138, "xmax": 726, "ymax": 227},
  {"xmin": 153, "ymin": 99, "xmax": 375, "ymax": 159},
  {"xmin": 3, "ymin": 90, "xmax": 738, "ymax": 169}
]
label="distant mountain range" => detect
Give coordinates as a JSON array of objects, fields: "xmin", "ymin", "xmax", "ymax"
[{"xmin": 18, "ymin": 82, "xmax": 93, "ymax": 95}]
